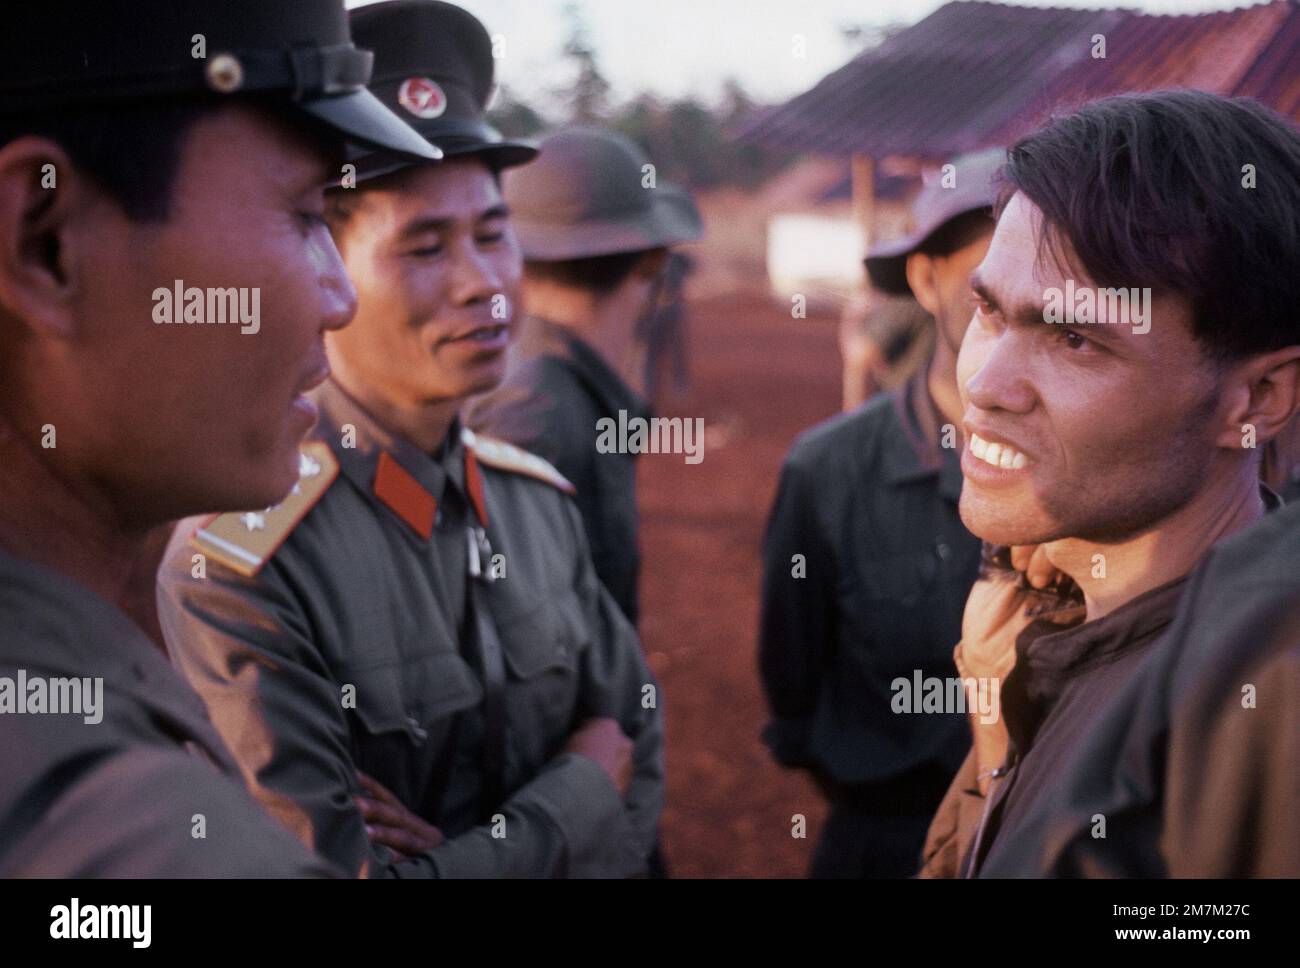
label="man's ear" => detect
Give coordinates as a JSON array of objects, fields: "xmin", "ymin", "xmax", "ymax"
[
  {"xmin": 0, "ymin": 136, "xmax": 86, "ymax": 339},
  {"xmin": 1216, "ymin": 345, "xmax": 1300, "ymax": 450},
  {"xmin": 905, "ymin": 251, "xmax": 941, "ymax": 317}
]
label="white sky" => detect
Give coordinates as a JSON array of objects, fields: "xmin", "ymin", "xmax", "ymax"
[{"xmin": 347, "ymin": 0, "xmax": 1269, "ymax": 108}]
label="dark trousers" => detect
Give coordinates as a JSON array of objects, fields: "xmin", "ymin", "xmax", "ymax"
[{"xmin": 810, "ymin": 801, "xmax": 933, "ymax": 878}]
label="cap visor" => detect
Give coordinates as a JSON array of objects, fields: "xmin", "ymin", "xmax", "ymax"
[
  {"xmin": 351, "ymin": 139, "xmax": 538, "ymax": 185},
  {"xmin": 301, "ymin": 89, "xmax": 441, "ymax": 162}
]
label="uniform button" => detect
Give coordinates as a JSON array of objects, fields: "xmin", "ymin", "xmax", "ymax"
[
  {"xmin": 435, "ymin": 509, "xmax": 443, "ymax": 527},
  {"xmin": 407, "ymin": 716, "xmax": 428, "ymax": 742},
  {"xmin": 936, "ymin": 541, "xmax": 951, "ymax": 561}
]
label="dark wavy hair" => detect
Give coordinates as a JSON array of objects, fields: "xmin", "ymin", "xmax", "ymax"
[{"xmin": 999, "ymin": 89, "xmax": 1300, "ymax": 360}]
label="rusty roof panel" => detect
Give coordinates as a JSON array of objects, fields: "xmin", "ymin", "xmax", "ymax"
[{"xmin": 738, "ymin": 0, "xmax": 1299, "ymax": 160}]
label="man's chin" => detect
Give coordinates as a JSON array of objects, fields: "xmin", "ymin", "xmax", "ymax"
[
  {"xmin": 457, "ymin": 365, "xmax": 507, "ymax": 402},
  {"xmin": 958, "ymin": 492, "xmax": 1057, "ymax": 548},
  {"xmin": 231, "ymin": 448, "xmax": 302, "ymax": 513}
]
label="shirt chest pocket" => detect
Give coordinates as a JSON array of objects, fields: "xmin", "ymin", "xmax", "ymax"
[
  {"xmin": 343, "ymin": 652, "xmax": 483, "ymax": 747},
  {"xmin": 840, "ymin": 546, "xmax": 962, "ymax": 679},
  {"xmin": 493, "ymin": 586, "xmax": 585, "ymax": 755}
]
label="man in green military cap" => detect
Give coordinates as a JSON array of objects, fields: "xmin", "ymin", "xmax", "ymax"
[
  {"xmin": 0, "ymin": 0, "xmax": 436, "ymax": 876},
  {"xmin": 158, "ymin": 0, "xmax": 664, "ymax": 878},
  {"xmin": 467, "ymin": 126, "xmax": 703, "ymax": 629}
]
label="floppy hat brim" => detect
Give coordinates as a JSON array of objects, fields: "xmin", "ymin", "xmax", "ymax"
[
  {"xmin": 864, "ymin": 232, "xmax": 922, "ymax": 296},
  {"xmin": 514, "ymin": 184, "xmax": 702, "ymax": 261}
]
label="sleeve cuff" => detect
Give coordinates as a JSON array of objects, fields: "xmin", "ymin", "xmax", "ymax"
[{"xmin": 525, "ymin": 753, "xmax": 641, "ymax": 876}]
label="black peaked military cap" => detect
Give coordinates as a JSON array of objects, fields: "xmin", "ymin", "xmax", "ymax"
[
  {"xmin": 0, "ymin": 0, "xmax": 439, "ymax": 163},
  {"xmin": 348, "ymin": 0, "xmax": 538, "ymax": 182}
]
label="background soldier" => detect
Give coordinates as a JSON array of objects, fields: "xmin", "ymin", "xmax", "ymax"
[
  {"xmin": 0, "ymin": 0, "xmax": 435, "ymax": 875},
  {"xmin": 466, "ymin": 126, "xmax": 703, "ymax": 628},
  {"xmin": 157, "ymin": 0, "xmax": 665, "ymax": 878},
  {"xmin": 758, "ymin": 149, "xmax": 1000, "ymax": 877}
]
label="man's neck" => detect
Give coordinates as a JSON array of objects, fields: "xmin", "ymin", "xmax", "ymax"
[
  {"xmin": 927, "ymin": 335, "xmax": 965, "ymax": 433},
  {"xmin": 1046, "ymin": 466, "xmax": 1265, "ymax": 620},
  {"xmin": 525, "ymin": 287, "xmax": 637, "ymax": 380},
  {"xmin": 330, "ymin": 370, "xmax": 460, "ymax": 454},
  {"xmin": 0, "ymin": 417, "xmax": 168, "ymax": 642}
]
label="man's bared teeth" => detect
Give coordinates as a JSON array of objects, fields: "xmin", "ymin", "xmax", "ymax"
[{"xmin": 969, "ymin": 432, "xmax": 1029, "ymax": 470}]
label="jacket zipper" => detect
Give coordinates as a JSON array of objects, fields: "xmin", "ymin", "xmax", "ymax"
[{"xmin": 963, "ymin": 756, "xmax": 1015, "ymax": 878}]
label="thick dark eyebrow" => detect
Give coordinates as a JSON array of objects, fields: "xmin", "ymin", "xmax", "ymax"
[
  {"xmin": 973, "ymin": 271, "xmax": 1130, "ymax": 347},
  {"xmin": 398, "ymin": 204, "xmax": 511, "ymax": 240},
  {"xmin": 970, "ymin": 270, "xmax": 1043, "ymax": 328}
]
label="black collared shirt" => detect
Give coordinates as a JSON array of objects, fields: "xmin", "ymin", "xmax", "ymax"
[
  {"xmin": 758, "ymin": 365, "xmax": 981, "ymax": 804},
  {"xmin": 466, "ymin": 315, "xmax": 652, "ymax": 625}
]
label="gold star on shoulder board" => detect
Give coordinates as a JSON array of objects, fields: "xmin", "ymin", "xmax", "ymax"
[{"xmin": 191, "ymin": 442, "xmax": 339, "ymax": 577}]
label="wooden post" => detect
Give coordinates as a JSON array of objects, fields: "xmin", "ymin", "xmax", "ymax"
[{"xmin": 851, "ymin": 154, "xmax": 875, "ymax": 254}]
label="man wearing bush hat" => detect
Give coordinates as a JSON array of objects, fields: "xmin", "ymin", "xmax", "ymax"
[
  {"xmin": 759, "ymin": 148, "xmax": 1000, "ymax": 877},
  {"xmin": 469, "ymin": 126, "xmax": 703, "ymax": 630}
]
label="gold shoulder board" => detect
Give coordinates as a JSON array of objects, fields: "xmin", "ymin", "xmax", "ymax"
[
  {"xmin": 191, "ymin": 442, "xmax": 339, "ymax": 577},
  {"xmin": 462, "ymin": 427, "xmax": 576, "ymax": 495}
]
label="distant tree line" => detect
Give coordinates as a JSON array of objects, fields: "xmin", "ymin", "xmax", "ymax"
[{"xmin": 486, "ymin": 3, "xmax": 795, "ymax": 191}]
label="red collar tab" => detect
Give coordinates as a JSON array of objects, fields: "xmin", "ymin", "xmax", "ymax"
[{"xmin": 373, "ymin": 450, "xmax": 436, "ymax": 540}]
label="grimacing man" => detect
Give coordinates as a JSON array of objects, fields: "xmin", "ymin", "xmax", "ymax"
[{"xmin": 920, "ymin": 91, "xmax": 1300, "ymax": 877}]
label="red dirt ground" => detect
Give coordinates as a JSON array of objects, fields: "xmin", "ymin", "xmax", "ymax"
[{"xmin": 637, "ymin": 292, "xmax": 842, "ymax": 878}]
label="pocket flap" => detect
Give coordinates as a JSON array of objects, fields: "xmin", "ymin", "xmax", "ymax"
[
  {"xmin": 345, "ymin": 651, "xmax": 482, "ymax": 739},
  {"xmin": 495, "ymin": 594, "xmax": 583, "ymax": 679}
]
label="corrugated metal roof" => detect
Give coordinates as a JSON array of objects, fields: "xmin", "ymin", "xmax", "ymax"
[
  {"xmin": 737, "ymin": 0, "xmax": 1299, "ymax": 160},
  {"xmin": 1220, "ymin": 2, "xmax": 1300, "ymax": 115},
  {"xmin": 991, "ymin": 0, "xmax": 1299, "ymax": 143}
]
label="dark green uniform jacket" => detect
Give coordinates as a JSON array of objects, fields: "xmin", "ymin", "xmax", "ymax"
[
  {"xmin": 758, "ymin": 366, "xmax": 980, "ymax": 805},
  {"xmin": 466, "ymin": 315, "xmax": 650, "ymax": 625},
  {"xmin": 157, "ymin": 378, "xmax": 664, "ymax": 878},
  {"xmin": 978, "ymin": 496, "xmax": 1300, "ymax": 877},
  {"xmin": 0, "ymin": 549, "xmax": 334, "ymax": 876}
]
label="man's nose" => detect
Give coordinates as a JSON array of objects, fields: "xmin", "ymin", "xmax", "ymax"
[
  {"xmin": 450, "ymin": 243, "xmax": 504, "ymax": 307},
  {"xmin": 963, "ymin": 330, "xmax": 1036, "ymax": 415},
  {"xmin": 318, "ymin": 237, "xmax": 358, "ymax": 333}
]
